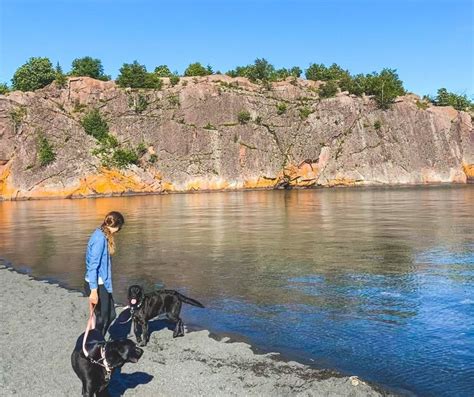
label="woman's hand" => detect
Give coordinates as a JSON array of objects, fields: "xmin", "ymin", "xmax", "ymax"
[{"xmin": 89, "ymin": 288, "xmax": 99, "ymax": 305}]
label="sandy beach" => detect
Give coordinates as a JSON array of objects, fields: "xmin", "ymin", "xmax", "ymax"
[{"xmin": 0, "ymin": 266, "xmax": 390, "ymax": 396}]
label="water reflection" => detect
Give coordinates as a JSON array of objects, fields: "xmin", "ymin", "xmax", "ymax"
[{"xmin": 1, "ymin": 186, "xmax": 473, "ymax": 396}]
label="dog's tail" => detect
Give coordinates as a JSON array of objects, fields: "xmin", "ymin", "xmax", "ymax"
[{"xmin": 167, "ymin": 290, "xmax": 204, "ymax": 308}]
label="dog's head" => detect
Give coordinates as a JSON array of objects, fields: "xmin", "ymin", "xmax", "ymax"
[
  {"xmin": 127, "ymin": 285, "xmax": 144, "ymax": 310},
  {"xmin": 104, "ymin": 339, "xmax": 144, "ymax": 368}
]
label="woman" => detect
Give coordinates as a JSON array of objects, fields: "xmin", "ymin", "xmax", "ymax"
[{"xmin": 84, "ymin": 211, "xmax": 125, "ymax": 337}]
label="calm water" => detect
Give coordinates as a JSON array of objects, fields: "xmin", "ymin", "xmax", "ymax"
[{"xmin": 1, "ymin": 186, "xmax": 473, "ymax": 396}]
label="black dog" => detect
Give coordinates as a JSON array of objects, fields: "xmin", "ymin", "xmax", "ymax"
[
  {"xmin": 126, "ymin": 285, "xmax": 204, "ymax": 346},
  {"xmin": 71, "ymin": 329, "xmax": 143, "ymax": 397}
]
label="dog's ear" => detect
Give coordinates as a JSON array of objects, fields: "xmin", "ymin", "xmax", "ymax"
[
  {"xmin": 105, "ymin": 340, "xmax": 141, "ymax": 367},
  {"xmin": 128, "ymin": 285, "xmax": 142, "ymax": 297},
  {"xmin": 105, "ymin": 342, "xmax": 127, "ymax": 368},
  {"xmin": 128, "ymin": 346, "xmax": 144, "ymax": 363},
  {"xmin": 116, "ymin": 340, "xmax": 143, "ymax": 363}
]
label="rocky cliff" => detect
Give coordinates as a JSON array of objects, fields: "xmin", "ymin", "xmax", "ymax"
[{"xmin": 0, "ymin": 76, "xmax": 472, "ymax": 200}]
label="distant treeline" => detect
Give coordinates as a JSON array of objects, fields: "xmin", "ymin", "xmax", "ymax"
[{"xmin": 0, "ymin": 57, "xmax": 472, "ymax": 111}]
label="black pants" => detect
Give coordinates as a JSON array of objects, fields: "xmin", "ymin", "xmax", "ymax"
[{"xmin": 84, "ymin": 282, "xmax": 116, "ymax": 337}]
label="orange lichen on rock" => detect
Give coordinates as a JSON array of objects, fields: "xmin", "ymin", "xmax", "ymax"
[
  {"xmin": 1, "ymin": 168, "xmax": 162, "ymax": 200},
  {"xmin": 185, "ymin": 178, "xmax": 231, "ymax": 191},
  {"xmin": 284, "ymin": 162, "xmax": 320, "ymax": 187},
  {"xmin": 20, "ymin": 189, "xmax": 70, "ymax": 199},
  {"xmin": 0, "ymin": 165, "xmax": 18, "ymax": 199},
  {"xmin": 245, "ymin": 160, "xmax": 321, "ymax": 190},
  {"xmin": 463, "ymin": 163, "xmax": 474, "ymax": 181},
  {"xmin": 153, "ymin": 172, "xmax": 174, "ymax": 192},
  {"xmin": 327, "ymin": 178, "xmax": 357, "ymax": 187},
  {"xmin": 69, "ymin": 169, "xmax": 158, "ymax": 196},
  {"xmin": 161, "ymin": 181, "xmax": 174, "ymax": 192},
  {"xmin": 243, "ymin": 177, "xmax": 278, "ymax": 189}
]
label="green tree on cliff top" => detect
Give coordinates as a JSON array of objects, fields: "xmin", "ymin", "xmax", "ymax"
[
  {"xmin": 70, "ymin": 56, "xmax": 110, "ymax": 80},
  {"xmin": 154, "ymin": 65, "xmax": 173, "ymax": 77},
  {"xmin": 184, "ymin": 62, "xmax": 213, "ymax": 76},
  {"xmin": 0, "ymin": 83, "xmax": 9, "ymax": 94},
  {"xmin": 227, "ymin": 59, "xmax": 300, "ymax": 82},
  {"xmin": 116, "ymin": 61, "xmax": 162, "ymax": 89},
  {"xmin": 364, "ymin": 69, "xmax": 406, "ymax": 109},
  {"xmin": 226, "ymin": 65, "xmax": 252, "ymax": 78},
  {"xmin": 273, "ymin": 66, "xmax": 302, "ymax": 80},
  {"xmin": 12, "ymin": 57, "xmax": 56, "ymax": 91},
  {"xmin": 247, "ymin": 58, "xmax": 274, "ymax": 82},
  {"xmin": 54, "ymin": 63, "xmax": 67, "ymax": 88},
  {"xmin": 313, "ymin": 65, "xmax": 405, "ymax": 109},
  {"xmin": 305, "ymin": 63, "xmax": 350, "ymax": 82},
  {"xmin": 433, "ymin": 88, "xmax": 472, "ymax": 111}
]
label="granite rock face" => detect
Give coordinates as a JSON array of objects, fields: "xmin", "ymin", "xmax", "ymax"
[{"xmin": 0, "ymin": 76, "xmax": 472, "ymax": 199}]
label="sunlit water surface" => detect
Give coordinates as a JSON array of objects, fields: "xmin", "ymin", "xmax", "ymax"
[{"xmin": 1, "ymin": 186, "xmax": 473, "ymax": 396}]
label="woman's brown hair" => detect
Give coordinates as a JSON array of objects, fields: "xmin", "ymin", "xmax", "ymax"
[{"xmin": 100, "ymin": 211, "xmax": 125, "ymax": 255}]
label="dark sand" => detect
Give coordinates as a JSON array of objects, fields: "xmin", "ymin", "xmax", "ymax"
[{"xmin": 0, "ymin": 266, "xmax": 390, "ymax": 396}]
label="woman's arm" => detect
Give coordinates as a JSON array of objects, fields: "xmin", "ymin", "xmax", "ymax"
[{"xmin": 85, "ymin": 232, "xmax": 105, "ymax": 295}]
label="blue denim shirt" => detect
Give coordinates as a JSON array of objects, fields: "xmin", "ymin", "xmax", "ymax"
[{"xmin": 85, "ymin": 228, "xmax": 112, "ymax": 292}]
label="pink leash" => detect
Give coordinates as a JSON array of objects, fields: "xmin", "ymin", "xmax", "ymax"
[{"xmin": 82, "ymin": 301, "xmax": 96, "ymax": 357}]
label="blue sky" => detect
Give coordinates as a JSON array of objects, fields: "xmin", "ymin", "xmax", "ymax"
[{"xmin": 0, "ymin": 0, "xmax": 472, "ymax": 96}]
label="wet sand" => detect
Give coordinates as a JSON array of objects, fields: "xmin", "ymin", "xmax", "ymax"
[{"xmin": 0, "ymin": 266, "xmax": 390, "ymax": 396}]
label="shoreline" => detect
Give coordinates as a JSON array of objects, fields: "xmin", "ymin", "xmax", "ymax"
[
  {"xmin": 0, "ymin": 265, "xmax": 399, "ymax": 396},
  {"xmin": 0, "ymin": 181, "xmax": 470, "ymax": 202}
]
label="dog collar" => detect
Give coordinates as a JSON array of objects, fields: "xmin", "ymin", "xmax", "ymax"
[
  {"xmin": 101, "ymin": 346, "xmax": 112, "ymax": 374},
  {"xmin": 130, "ymin": 300, "xmax": 143, "ymax": 313},
  {"xmin": 119, "ymin": 301, "xmax": 143, "ymax": 324},
  {"xmin": 88, "ymin": 346, "xmax": 112, "ymax": 376},
  {"xmin": 133, "ymin": 300, "xmax": 143, "ymax": 309}
]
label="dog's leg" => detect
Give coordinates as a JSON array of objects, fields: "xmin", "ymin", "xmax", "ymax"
[
  {"xmin": 169, "ymin": 317, "xmax": 184, "ymax": 338},
  {"xmin": 133, "ymin": 319, "xmax": 142, "ymax": 345},
  {"xmin": 82, "ymin": 381, "xmax": 96, "ymax": 397},
  {"xmin": 96, "ymin": 388, "xmax": 111, "ymax": 397},
  {"xmin": 141, "ymin": 321, "xmax": 149, "ymax": 346},
  {"xmin": 175, "ymin": 318, "xmax": 185, "ymax": 337},
  {"xmin": 168, "ymin": 315, "xmax": 185, "ymax": 338},
  {"xmin": 169, "ymin": 300, "xmax": 185, "ymax": 337}
]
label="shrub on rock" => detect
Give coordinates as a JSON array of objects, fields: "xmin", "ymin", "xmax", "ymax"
[
  {"xmin": 70, "ymin": 56, "xmax": 110, "ymax": 80},
  {"xmin": 12, "ymin": 57, "xmax": 56, "ymax": 91},
  {"xmin": 37, "ymin": 134, "xmax": 56, "ymax": 166},
  {"xmin": 81, "ymin": 109, "xmax": 109, "ymax": 142},
  {"xmin": 432, "ymin": 88, "xmax": 472, "ymax": 111},
  {"xmin": 184, "ymin": 62, "xmax": 212, "ymax": 77},
  {"xmin": 116, "ymin": 61, "xmax": 162, "ymax": 89}
]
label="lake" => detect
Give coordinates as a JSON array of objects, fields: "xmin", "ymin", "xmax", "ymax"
[{"xmin": 1, "ymin": 185, "xmax": 473, "ymax": 396}]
